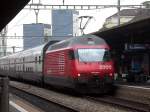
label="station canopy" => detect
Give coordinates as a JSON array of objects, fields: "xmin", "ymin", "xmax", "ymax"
[
  {"xmin": 0, "ymin": 0, "xmax": 30, "ymax": 31},
  {"xmin": 93, "ymin": 15, "xmax": 150, "ymax": 50}
]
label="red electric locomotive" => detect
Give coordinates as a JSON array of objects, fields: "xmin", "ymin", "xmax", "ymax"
[
  {"xmin": 0, "ymin": 34, "xmax": 114, "ymax": 94},
  {"xmin": 43, "ymin": 35, "xmax": 114, "ymax": 93}
]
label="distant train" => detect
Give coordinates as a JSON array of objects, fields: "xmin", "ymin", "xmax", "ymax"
[{"xmin": 0, "ymin": 34, "xmax": 115, "ymax": 94}]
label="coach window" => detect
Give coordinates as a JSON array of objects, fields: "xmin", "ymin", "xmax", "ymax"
[
  {"xmin": 35, "ymin": 57, "xmax": 37, "ymax": 63},
  {"xmin": 23, "ymin": 57, "xmax": 25, "ymax": 62},
  {"xmin": 39, "ymin": 56, "xmax": 41, "ymax": 64},
  {"xmin": 31, "ymin": 67, "xmax": 33, "ymax": 72}
]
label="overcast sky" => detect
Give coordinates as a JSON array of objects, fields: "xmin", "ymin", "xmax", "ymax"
[{"xmin": 7, "ymin": 0, "xmax": 147, "ymax": 52}]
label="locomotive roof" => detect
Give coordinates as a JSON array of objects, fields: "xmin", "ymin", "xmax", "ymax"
[
  {"xmin": 0, "ymin": 35, "xmax": 106, "ymax": 60},
  {"xmin": 49, "ymin": 35, "xmax": 107, "ymax": 50}
]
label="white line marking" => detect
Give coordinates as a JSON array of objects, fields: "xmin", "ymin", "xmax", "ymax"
[
  {"xmin": 9, "ymin": 101, "xmax": 28, "ymax": 112},
  {"xmin": 118, "ymin": 84, "xmax": 150, "ymax": 90}
]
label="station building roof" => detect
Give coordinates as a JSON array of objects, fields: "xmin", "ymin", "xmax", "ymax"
[
  {"xmin": 93, "ymin": 13, "xmax": 150, "ymax": 50},
  {"xmin": 0, "ymin": 0, "xmax": 30, "ymax": 31}
]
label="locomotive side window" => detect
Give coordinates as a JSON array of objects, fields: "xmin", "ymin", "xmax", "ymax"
[
  {"xmin": 68, "ymin": 50, "xmax": 75, "ymax": 60},
  {"xmin": 103, "ymin": 50, "xmax": 111, "ymax": 61}
]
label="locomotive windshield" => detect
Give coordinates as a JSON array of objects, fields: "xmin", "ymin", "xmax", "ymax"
[{"xmin": 78, "ymin": 49, "xmax": 111, "ymax": 62}]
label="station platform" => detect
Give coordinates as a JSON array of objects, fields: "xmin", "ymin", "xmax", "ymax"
[
  {"xmin": 115, "ymin": 79, "xmax": 150, "ymax": 88},
  {"xmin": 9, "ymin": 94, "xmax": 43, "ymax": 112}
]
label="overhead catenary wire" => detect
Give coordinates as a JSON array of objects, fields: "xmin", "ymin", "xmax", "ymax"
[{"xmin": 8, "ymin": 10, "xmax": 33, "ymax": 31}]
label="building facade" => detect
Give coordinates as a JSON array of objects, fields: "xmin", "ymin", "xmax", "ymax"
[
  {"xmin": 0, "ymin": 27, "xmax": 7, "ymax": 57},
  {"xmin": 52, "ymin": 10, "xmax": 79, "ymax": 40},
  {"xmin": 103, "ymin": 9, "xmax": 137, "ymax": 29},
  {"xmin": 103, "ymin": 8, "xmax": 150, "ymax": 29},
  {"xmin": 23, "ymin": 23, "xmax": 51, "ymax": 50}
]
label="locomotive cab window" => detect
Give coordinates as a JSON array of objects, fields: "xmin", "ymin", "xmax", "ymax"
[{"xmin": 77, "ymin": 48, "xmax": 111, "ymax": 62}]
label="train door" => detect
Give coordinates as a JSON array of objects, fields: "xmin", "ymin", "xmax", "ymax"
[
  {"xmin": 142, "ymin": 53, "xmax": 149, "ymax": 77},
  {"xmin": 23, "ymin": 57, "xmax": 25, "ymax": 72}
]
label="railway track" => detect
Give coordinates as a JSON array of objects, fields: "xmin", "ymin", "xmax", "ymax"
[
  {"xmin": 86, "ymin": 96, "xmax": 150, "ymax": 112},
  {"xmin": 10, "ymin": 84, "xmax": 78, "ymax": 112},
  {"xmin": 9, "ymin": 81, "xmax": 150, "ymax": 112}
]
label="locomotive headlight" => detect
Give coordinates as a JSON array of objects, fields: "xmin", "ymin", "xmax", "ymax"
[
  {"xmin": 109, "ymin": 73, "xmax": 113, "ymax": 77},
  {"xmin": 78, "ymin": 74, "xmax": 81, "ymax": 77}
]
